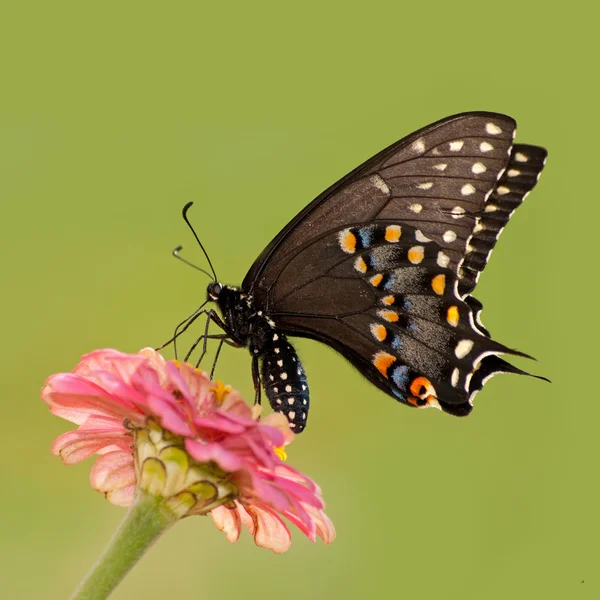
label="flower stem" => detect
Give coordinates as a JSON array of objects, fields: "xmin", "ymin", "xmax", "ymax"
[{"xmin": 70, "ymin": 491, "xmax": 177, "ymax": 600}]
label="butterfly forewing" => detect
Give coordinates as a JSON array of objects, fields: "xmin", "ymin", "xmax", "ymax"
[{"xmin": 245, "ymin": 112, "xmax": 517, "ymax": 305}]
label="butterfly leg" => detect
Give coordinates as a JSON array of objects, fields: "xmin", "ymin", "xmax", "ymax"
[
  {"xmin": 251, "ymin": 354, "xmax": 262, "ymax": 406},
  {"xmin": 155, "ymin": 301, "xmax": 209, "ymax": 358}
]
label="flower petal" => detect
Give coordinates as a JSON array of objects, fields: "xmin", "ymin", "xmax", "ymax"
[
  {"xmin": 90, "ymin": 451, "xmax": 136, "ymax": 507},
  {"xmin": 185, "ymin": 439, "xmax": 244, "ymax": 472},
  {"xmin": 210, "ymin": 505, "xmax": 242, "ymax": 544},
  {"xmin": 51, "ymin": 429, "xmax": 131, "ymax": 464},
  {"xmin": 244, "ymin": 503, "xmax": 292, "ymax": 554}
]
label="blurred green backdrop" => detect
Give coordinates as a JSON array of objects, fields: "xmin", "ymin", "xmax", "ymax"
[{"xmin": 1, "ymin": 1, "xmax": 596, "ymax": 598}]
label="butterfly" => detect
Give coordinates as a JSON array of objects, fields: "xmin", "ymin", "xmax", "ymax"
[{"xmin": 176, "ymin": 112, "xmax": 548, "ymax": 433}]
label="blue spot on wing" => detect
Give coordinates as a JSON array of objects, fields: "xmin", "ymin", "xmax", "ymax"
[
  {"xmin": 391, "ymin": 364, "xmax": 410, "ymax": 391},
  {"xmin": 358, "ymin": 226, "xmax": 375, "ymax": 248}
]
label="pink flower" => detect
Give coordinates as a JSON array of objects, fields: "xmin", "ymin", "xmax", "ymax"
[{"xmin": 42, "ymin": 348, "xmax": 335, "ymax": 553}]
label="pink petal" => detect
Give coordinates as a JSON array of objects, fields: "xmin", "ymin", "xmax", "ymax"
[
  {"xmin": 51, "ymin": 429, "xmax": 132, "ymax": 464},
  {"xmin": 219, "ymin": 394, "xmax": 254, "ymax": 419},
  {"xmin": 193, "ymin": 414, "xmax": 248, "ymax": 435},
  {"xmin": 42, "ymin": 374, "xmax": 143, "ymax": 423},
  {"xmin": 260, "ymin": 412, "xmax": 294, "ymax": 445},
  {"xmin": 210, "ymin": 505, "xmax": 242, "ymax": 544},
  {"xmin": 106, "ymin": 484, "xmax": 136, "ymax": 507},
  {"xmin": 244, "ymin": 503, "xmax": 292, "ymax": 554},
  {"xmin": 74, "ymin": 349, "xmax": 149, "ymax": 385},
  {"xmin": 90, "ymin": 451, "xmax": 136, "ymax": 507},
  {"xmin": 304, "ymin": 503, "xmax": 336, "ymax": 544},
  {"xmin": 185, "ymin": 439, "xmax": 244, "ymax": 472},
  {"xmin": 146, "ymin": 394, "xmax": 195, "ymax": 437}
]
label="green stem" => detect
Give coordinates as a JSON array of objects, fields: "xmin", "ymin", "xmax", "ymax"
[{"xmin": 70, "ymin": 491, "xmax": 177, "ymax": 600}]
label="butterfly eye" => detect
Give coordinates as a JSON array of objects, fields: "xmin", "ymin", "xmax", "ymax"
[{"xmin": 207, "ymin": 282, "xmax": 222, "ymax": 301}]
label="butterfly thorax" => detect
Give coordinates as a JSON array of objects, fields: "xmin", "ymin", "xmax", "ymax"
[{"xmin": 208, "ymin": 283, "xmax": 310, "ymax": 431}]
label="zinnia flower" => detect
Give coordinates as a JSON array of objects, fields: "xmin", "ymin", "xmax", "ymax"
[{"xmin": 42, "ymin": 348, "xmax": 335, "ymax": 554}]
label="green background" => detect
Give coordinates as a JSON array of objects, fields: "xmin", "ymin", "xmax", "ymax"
[{"xmin": 1, "ymin": 1, "xmax": 595, "ymax": 598}]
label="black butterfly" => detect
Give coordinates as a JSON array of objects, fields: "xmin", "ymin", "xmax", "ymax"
[{"xmin": 173, "ymin": 112, "xmax": 548, "ymax": 433}]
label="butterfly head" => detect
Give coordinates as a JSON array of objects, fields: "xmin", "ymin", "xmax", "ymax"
[{"xmin": 207, "ymin": 281, "xmax": 222, "ymax": 301}]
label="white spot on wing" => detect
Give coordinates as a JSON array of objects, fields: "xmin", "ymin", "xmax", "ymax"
[
  {"xmin": 370, "ymin": 174, "xmax": 390, "ymax": 195},
  {"xmin": 515, "ymin": 152, "xmax": 528, "ymax": 163},
  {"xmin": 480, "ymin": 141, "xmax": 493, "ymax": 152},
  {"xmin": 413, "ymin": 138, "xmax": 426, "ymax": 153},
  {"xmin": 443, "ymin": 230, "xmax": 457, "ymax": 243},
  {"xmin": 280, "ymin": 372, "xmax": 288, "ymax": 380},
  {"xmin": 417, "ymin": 182, "xmax": 433, "ymax": 190},
  {"xmin": 507, "ymin": 169, "xmax": 520, "ymax": 177},
  {"xmin": 486, "ymin": 122, "xmax": 502, "ymax": 135},
  {"xmin": 497, "ymin": 186, "xmax": 510, "ymax": 195},
  {"xmin": 451, "ymin": 368, "xmax": 460, "ymax": 387},
  {"xmin": 285, "ymin": 384, "xmax": 292, "ymax": 392},
  {"xmin": 455, "ymin": 339, "xmax": 474, "ymax": 359},
  {"xmin": 437, "ymin": 251, "xmax": 450, "ymax": 268},
  {"xmin": 433, "ymin": 163, "xmax": 447, "ymax": 171},
  {"xmin": 461, "ymin": 184, "xmax": 476, "ymax": 196},
  {"xmin": 484, "ymin": 204, "xmax": 497, "ymax": 212},
  {"xmin": 451, "ymin": 206, "xmax": 466, "ymax": 219},
  {"xmin": 449, "ymin": 140, "xmax": 464, "ymax": 151},
  {"xmin": 288, "ymin": 398, "xmax": 294, "ymax": 405},
  {"xmin": 415, "ymin": 230, "xmax": 432, "ymax": 242},
  {"xmin": 472, "ymin": 162, "xmax": 487, "ymax": 174},
  {"xmin": 409, "ymin": 203, "xmax": 423, "ymax": 213},
  {"xmin": 277, "ymin": 359, "xmax": 283, "ymax": 367}
]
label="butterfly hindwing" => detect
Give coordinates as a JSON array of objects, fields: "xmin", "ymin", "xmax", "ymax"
[{"xmin": 265, "ymin": 221, "xmax": 529, "ymax": 414}]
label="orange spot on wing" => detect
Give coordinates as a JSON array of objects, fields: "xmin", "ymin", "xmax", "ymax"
[
  {"xmin": 370, "ymin": 273, "xmax": 383, "ymax": 287},
  {"xmin": 382, "ymin": 295, "xmax": 395, "ymax": 305},
  {"xmin": 385, "ymin": 225, "xmax": 402, "ymax": 242},
  {"xmin": 432, "ymin": 274, "xmax": 446, "ymax": 295},
  {"xmin": 379, "ymin": 309, "xmax": 399, "ymax": 322},
  {"xmin": 408, "ymin": 246, "xmax": 424, "ymax": 264},
  {"xmin": 370, "ymin": 323, "xmax": 387, "ymax": 341},
  {"xmin": 447, "ymin": 305, "xmax": 459, "ymax": 327},
  {"xmin": 410, "ymin": 376, "xmax": 433, "ymax": 398},
  {"xmin": 354, "ymin": 256, "xmax": 367, "ymax": 273},
  {"xmin": 340, "ymin": 230, "xmax": 357, "ymax": 254},
  {"xmin": 373, "ymin": 352, "xmax": 396, "ymax": 378}
]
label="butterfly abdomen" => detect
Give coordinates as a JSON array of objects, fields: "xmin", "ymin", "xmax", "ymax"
[{"xmin": 260, "ymin": 331, "xmax": 310, "ymax": 433}]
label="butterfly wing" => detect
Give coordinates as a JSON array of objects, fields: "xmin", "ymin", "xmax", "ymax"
[
  {"xmin": 243, "ymin": 113, "xmax": 547, "ymax": 414},
  {"xmin": 244, "ymin": 112, "xmax": 518, "ymax": 295}
]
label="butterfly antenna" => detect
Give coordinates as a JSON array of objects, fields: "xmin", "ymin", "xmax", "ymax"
[
  {"xmin": 182, "ymin": 201, "xmax": 218, "ymax": 281},
  {"xmin": 172, "ymin": 246, "xmax": 214, "ymax": 280}
]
